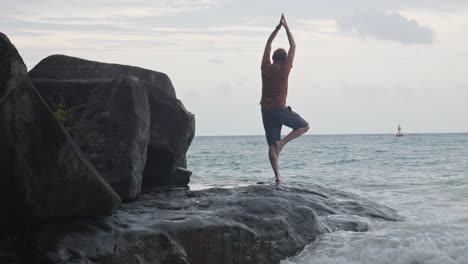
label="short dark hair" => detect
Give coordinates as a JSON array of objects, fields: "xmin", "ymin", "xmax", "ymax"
[{"xmin": 272, "ymin": 48, "xmax": 287, "ymax": 62}]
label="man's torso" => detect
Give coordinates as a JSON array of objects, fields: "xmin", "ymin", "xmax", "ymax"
[{"xmin": 260, "ymin": 56, "xmax": 293, "ymax": 109}]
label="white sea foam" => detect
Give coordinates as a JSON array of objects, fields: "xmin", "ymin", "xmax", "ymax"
[{"xmin": 281, "ymin": 224, "xmax": 468, "ymax": 264}]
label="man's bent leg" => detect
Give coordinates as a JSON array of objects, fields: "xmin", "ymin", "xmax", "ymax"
[
  {"xmin": 282, "ymin": 125, "xmax": 309, "ymax": 144},
  {"xmin": 277, "ymin": 125, "xmax": 309, "ymax": 154},
  {"xmin": 277, "ymin": 107, "xmax": 309, "ymax": 154},
  {"xmin": 268, "ymin": 145, "xmax": 281, "ymax": 183}
]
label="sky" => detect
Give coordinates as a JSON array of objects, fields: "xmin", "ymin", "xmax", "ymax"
[{"xmin": 3, "ymin": 0, "xmax": 468, "ymax": 135}]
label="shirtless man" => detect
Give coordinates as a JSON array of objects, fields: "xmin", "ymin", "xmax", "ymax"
[{"xmin": 260, "ymin": 14, "xmax": 309, "ymax": 183}]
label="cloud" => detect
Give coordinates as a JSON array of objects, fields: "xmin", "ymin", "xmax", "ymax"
[
  {"xmin": 208, "ymin": 58, "xmax": 224, "ymax": 64},
  {"xmin": 337, "ymin": 10, "xmax": 434, "ymax": 44},
  {"xmin": 394, "ymin": 85, "xmax": 415, "ymax": 95},
  {"xmin": 7, "ymin": 0, "xmax": 219, "ymax": 20},
  {"xmin": 2, "ymin": 0, "xmax": 459, "ymax": 49}
]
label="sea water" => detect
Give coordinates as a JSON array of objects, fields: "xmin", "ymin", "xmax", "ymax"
[{"xmin": 187, "ymin": 133, "xmax": 468, "ymax": 264}]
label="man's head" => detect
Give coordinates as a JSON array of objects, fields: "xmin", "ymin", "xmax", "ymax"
[{"xmin": 272, "ymin": 48, "xmax": 287, "ymax": 62}]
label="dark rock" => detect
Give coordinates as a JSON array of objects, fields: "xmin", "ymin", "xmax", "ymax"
[
  {"xmin": 143, "ymin": 91, "xmax": 195, "ymax": 188},
  {"xmin": 28, "ymin": 184, "xmax": 401, "ymax": 264},
  {"xmin": 72, "ymin": 77, "xmax": 151, "ymax": 200},
  {"xmin": 30, "ymin": 79, "xmax": 103, "ymax": 133},
  {"xmin": 0, "ymin": 33, "xmax": 120, "ymax": 235},
  {"xmin": 29, "ymin": 55, "xmax": 195, "ymax": 198},
  {"xmin": 0, "ymin": 236, "xmax": 17, "ymax": 263},
  {"xmin": 29, "ymin": 55, "xmax": 176, "ymax": 98}
]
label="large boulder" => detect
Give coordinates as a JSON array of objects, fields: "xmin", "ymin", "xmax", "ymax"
[
  {"xmin": 29, "ymin": 55, "xmax": 195, "ymax": 200},
  {"xmin": 0, "ymin": 33, "xmax": 121, "ymax": 235},
  {"xmin": 143, "ymin": 86, "xmax": 194, "ymax": 188},
  {"xmin": 27, "ymin": 184, "xmax": 401, "ymax": 264},
  {"xmin": 73, "ymin": 77, "xmax": 151, "ymax": 200},
  {"xmin": 29, "ymin": 54, "xmax": 176, "ymax": 98},
  {"xmin": 29, "ymin": 79, "xmax": 100, "ymax": 131}
]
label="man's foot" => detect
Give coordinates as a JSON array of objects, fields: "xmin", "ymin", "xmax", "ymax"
[
  {"xmin": 275, "ymin": 177, "xmax": 281, "ymax": 184},
  {"xmin": 275, "ymin": 140, "xmax": 285, "ymax": 155}
]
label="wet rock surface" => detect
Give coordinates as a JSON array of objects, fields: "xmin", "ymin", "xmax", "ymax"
[
  {"xmin": 29, "ymin": 55, "xmax": 195, "ymax": 200},
  {"xmin": 29, "ymin": 184, "xmax": 401, "ymax": 264}
]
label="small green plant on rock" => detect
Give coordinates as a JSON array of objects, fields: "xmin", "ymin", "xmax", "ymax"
[
  {"xmin": 52, "ymin": 93, "xmax": 75, "ymax": 133},
  {"xmin": 53, "ymin": 103, "xmax": 69, "ymax": 126}
]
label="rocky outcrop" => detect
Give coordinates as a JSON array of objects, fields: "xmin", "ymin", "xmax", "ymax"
[
  {"xmin": 0, "ymin": 33, "xmax": 121, "ymax": 235},
  {"xmin": 73, "ymin": 77, "xmax": 151, "ymax": 200},
  {"xmin": 1, "ymin": 33, "xmax": 402, "ymax": 264},
  {"xmin": 29, "ymin": 55, "xmax": 195, "ymax": 200},
  {"xmin": 27, "ymin": 184, "xmax": 401, "ymax": 264},
  {"xmin": 29, "ymin": 55, "xmax": 176, "ymax": 98}
]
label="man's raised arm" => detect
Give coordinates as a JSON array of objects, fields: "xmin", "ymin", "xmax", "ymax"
[
  {"xmin": 262, "ymin": 16, "xmax": 283, "ymax": 66},
  {"xmin": 282, "ymin": 14, "xmax": 296, "ymax": 62}
]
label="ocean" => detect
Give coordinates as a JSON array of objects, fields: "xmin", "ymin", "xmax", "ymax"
[{"xmin": 187, "ymin": 133, "xmax": 468, "ymax": 264}]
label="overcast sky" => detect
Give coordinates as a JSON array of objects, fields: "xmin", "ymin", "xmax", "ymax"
[{"xmin": 3, "ymin": 0, "xmax": 468, "ymax": 135}]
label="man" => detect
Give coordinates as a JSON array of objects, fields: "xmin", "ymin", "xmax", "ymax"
[{"xmin": 260, "ymin": 14, "xmax": 309, "ymax": 183}]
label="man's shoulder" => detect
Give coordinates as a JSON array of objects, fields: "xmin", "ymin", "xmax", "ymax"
[
  {"xmin": 262, "ymin": 60, "xmax": 272, "ymax": 66},
  {"xmin": 261, "ymin": 62, "xmax": 274, "ymax": 72}
]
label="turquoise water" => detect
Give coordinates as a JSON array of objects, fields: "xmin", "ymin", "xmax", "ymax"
[{"xmin": 187, "ymin": 133, "xmax": 468, "ymax": 264}]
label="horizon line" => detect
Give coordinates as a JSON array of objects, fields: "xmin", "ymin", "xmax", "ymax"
[{"xmin": 194, "ymin": 132, "xmax": 468, "ymax": 137}]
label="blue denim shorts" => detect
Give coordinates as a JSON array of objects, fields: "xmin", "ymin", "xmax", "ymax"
[{"xmin": 261, "ymin": 106, "xmax": 308, "ymax": 146}]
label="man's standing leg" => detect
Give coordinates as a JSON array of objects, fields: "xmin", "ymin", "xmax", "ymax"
[
  {"xmin": 262, "ymin": 109, "xmax": 283, "ymax": 183},
  {"xmin": 268, "ymin": 145, "xmax": 281, "ymax": 183}
]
